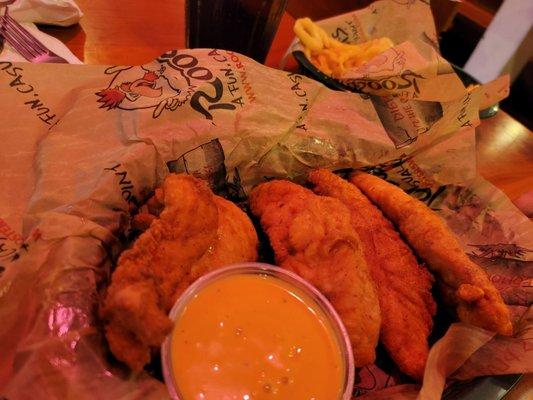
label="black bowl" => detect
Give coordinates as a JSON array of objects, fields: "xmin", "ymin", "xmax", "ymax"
[{"xmin": 292, "ymin": 50, "xmax": 499, "ymax": 119}]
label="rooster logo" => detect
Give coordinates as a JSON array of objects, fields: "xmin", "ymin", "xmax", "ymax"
[{"xmin": 96, "ymin": 62, "xmax": 194, "ymax": 118}]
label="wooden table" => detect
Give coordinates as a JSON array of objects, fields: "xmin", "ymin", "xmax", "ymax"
[{"xmin": 36, "ymin": 1, "xmax": 532, "ymax": 397}]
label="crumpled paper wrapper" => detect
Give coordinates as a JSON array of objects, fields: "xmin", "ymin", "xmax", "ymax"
[
  {"xmin": 0, "ymin": 5, "xmax": 530, "ymax": 400},
  {"xmin": 288, "ymin": 0, "xmax": 511, "ymax": 150}
]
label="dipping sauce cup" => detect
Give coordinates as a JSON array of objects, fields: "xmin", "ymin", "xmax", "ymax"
[{"xmin": 162, "ymin": 263, "xmax": 354, "ymax": 400}]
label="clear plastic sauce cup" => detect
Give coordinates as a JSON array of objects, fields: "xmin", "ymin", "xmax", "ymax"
[{"xmin": 162, "ymin": 263, "xmax": 354, "ymax": 400}]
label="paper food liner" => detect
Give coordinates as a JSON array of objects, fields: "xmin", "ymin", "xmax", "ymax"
[
  {"xmin": 0, "ymin": 4, "xmax": 530, "ymax": 400},
  {"xmin": 287, "ymin": 0, "xmax": 511, "ymax": 162}
]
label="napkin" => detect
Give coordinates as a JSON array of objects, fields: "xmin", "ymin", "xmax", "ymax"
[
  {"xmin": 0, "ymin": 22, "xmax": 82, "ymax": 63},
  {"xmin": 6, "ymin": 0, "xmax": 82, "ymax": 27},
  {"xmin": 0, "ymin": 0, "xmax": 83, "ymax": 63}
]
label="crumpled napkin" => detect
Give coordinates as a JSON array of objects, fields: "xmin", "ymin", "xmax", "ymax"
[
  {"xmin": 0, "ymin": 0, "xmax": 82, "ymax": 63},
  {"xmin": 5, "ymin": 0, "xmax": 82, "ymax": 26},
  {"xmin": 0, "ymin": 21, "xmax": 82, "ymax": 63}
]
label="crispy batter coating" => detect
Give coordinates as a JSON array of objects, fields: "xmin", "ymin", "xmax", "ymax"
[
  {"xmin": 350, "ymin": 172, "xmax": 513, "ymax": 336},
  {"xmin": 131, "ymin": 213, "xmax": 157, "ymax": 231},
  {"xmin": 249, "ymin": 180, "xmax": 381, "ymax": 367},
  {"xmin": 101, "ymin": 174, "xmax": 258, "ymax": 371},
  {"xmin": 308, "ymin": 169, "xmax": 436, "ymax": 380},
  {"xmin": 171, "ymin": 196, "xmax": 259, "ymax": 304}
]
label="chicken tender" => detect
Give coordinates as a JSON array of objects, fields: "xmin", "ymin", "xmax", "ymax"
[
  {"xmin": 101, "ymin": 174, "xmax": 258, "ymax": 371},
  {"xmin": 172, "ymin": 196, "xmax": 259, "ymax": 304},
  {"xmin": 308, "ymin": 169, "xmax": 436, "ymax": 380},
  {"xmin": 350, "ymin": 172, "xmax": 513, "ymax": 336},
  {"xmin": 249, "ymin": 180, "xmax": 381, "ymax": 367}
]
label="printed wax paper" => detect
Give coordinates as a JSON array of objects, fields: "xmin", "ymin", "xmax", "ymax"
[
  {"xmin": 0, "ymin": 1, "xmax": 530, "ymax": 399},
  {"xmin": 287, "ymin": 0, "xmax": 510, "ymax": 150}
]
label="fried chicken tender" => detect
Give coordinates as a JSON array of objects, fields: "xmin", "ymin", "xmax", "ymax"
[
  {"xmin": 308, "ymin": 169, "xmax": 436, "ymax": 380},
  {"xmin": 171, "ymin": 196, "xmax": 260, "ymax": 304},
  {"xmin": 350, "ymin": 172, "xmax": 513, "ymax": 336},
  {"xmin": 249, "ymin": 180, "xmax": 381, "ymax": 367},
  {"xmin": 101, "ymin": 174, "xmax": 258, "ymax": 371},
  {"xmin": 131, "ymin": 213, "xmax": 157, "ymax": 231}
]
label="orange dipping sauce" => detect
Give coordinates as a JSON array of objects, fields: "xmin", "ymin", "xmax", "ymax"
[{"xmin": 163, "ymin": 266, "xmax": 351, "ymax": 400}]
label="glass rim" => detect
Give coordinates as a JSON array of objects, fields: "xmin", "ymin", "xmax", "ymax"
[{"xmin": 161, "ymin": 262, "xmax": 355, "ymax": 400}]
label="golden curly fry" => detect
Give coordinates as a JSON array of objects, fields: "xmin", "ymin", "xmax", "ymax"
[{"xmin": 294, "ymin": 17, "xmax": 394, "ymax": 77}]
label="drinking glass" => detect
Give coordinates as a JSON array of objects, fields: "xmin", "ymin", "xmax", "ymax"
[{"xmin": 186, "ymin": 0, "xmax": 288, "ymax": 63}]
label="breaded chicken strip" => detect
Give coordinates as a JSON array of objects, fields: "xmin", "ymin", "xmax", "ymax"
[
  {"xmin": 250, "ymin": 180, "xmax": 381, "ymax": 367},
  {"xmin": 171, "ymin": 196, "xmax": 259, "ymax": 304},
  {"xmin": 350, "ymin": 172, "xmax": 512, "ymax": 336},
  {"xmin": 102, "ymin": 174, "xmax": 258, "ymax": 371},
  {"xmin": 308, "ymin": 169, "xmax": 436, "ymax": 380}
]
